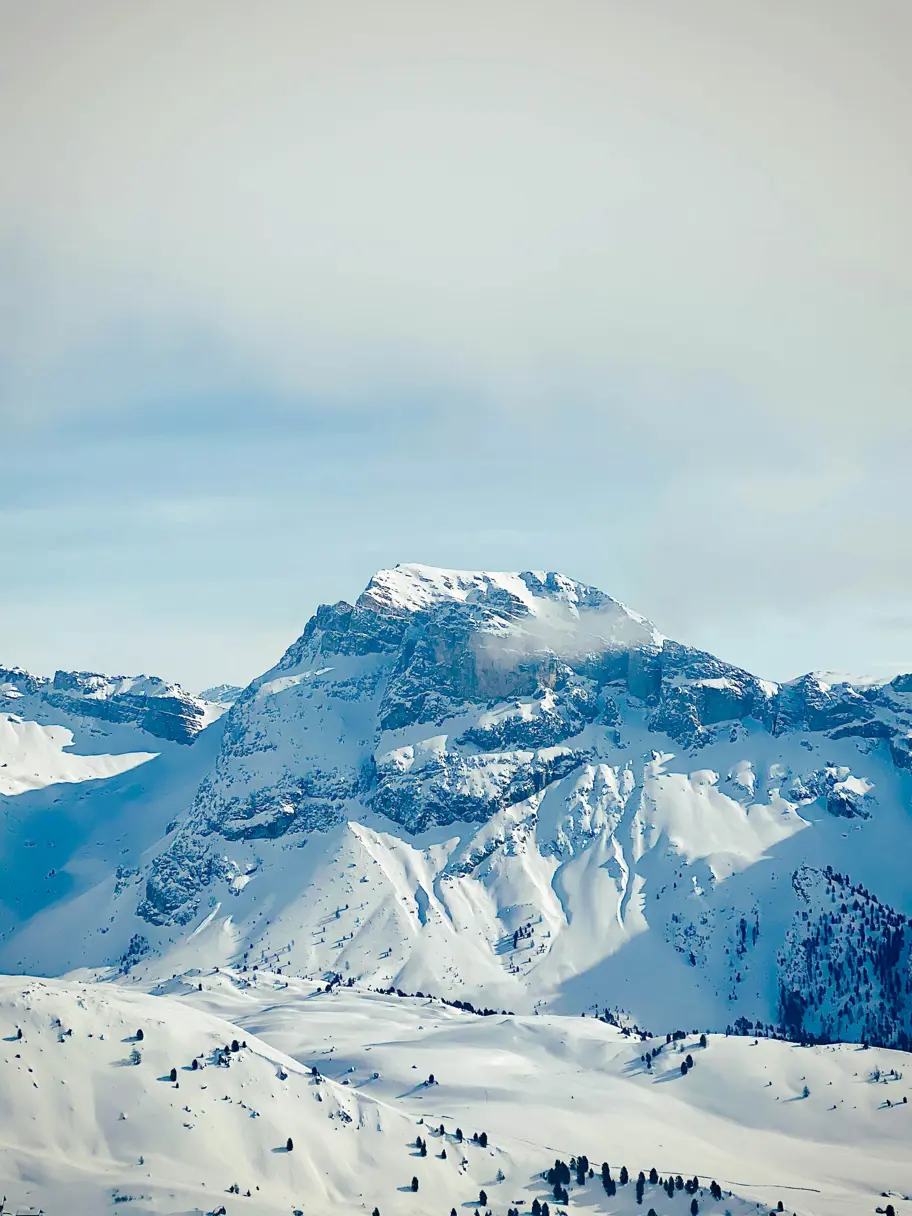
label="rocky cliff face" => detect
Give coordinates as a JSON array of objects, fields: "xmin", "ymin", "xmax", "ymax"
[
  {"xmin": 0, "ymin": 665, "xmax": 214, "ymax": 744},
  {"xmin": 141, "ymin": 565, "xmax": 912, "ymax": 908}
]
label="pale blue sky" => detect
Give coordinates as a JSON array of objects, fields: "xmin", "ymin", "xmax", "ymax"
[{"xmin": 2, "ymin": 1, "xmax": 911, "ymax": 689}]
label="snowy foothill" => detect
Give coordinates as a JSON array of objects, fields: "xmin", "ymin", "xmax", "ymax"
[{"xmin": 1, "ymin": 970, "xmax": 910, "ymax": 1215}]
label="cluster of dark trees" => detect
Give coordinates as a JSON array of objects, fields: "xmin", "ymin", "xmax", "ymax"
[
  {"xmin": 779, "ymin": 866, "xmax": 912, "ymax": 1051},
  {"xmin": 537, "ymin": 1153, "xmax": 736, "ymax": 1214},
  {"xmin": 373, "ymin": 983, "xmax": 514, "ymax": 1017},
  {"xmin": 637, "ymin": 1030, "xmax": 707, "ymax": 1075},
  {"xmin": 513, "ymin": 923, "xmax": 534, "ymax": 949},
  {"xmin": 211, "ymin": 1039, "xmax": 246, "ymax": 1069},
  {"xmin": 597, "ymin": 1006, "xmax": 654, "ymax": 1040}
]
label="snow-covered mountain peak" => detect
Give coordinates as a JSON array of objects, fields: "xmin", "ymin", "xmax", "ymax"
[
  {"xmin": 359, "ymin": 562, "xmax": 662, "ymax": 645},
  {"xmin": 7, "ymin": 563, "xmax": 912, "ymax": 1062}
]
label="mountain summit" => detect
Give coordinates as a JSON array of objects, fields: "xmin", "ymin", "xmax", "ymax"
[{"xmin": 3, "ymin": 565, "xmax": 912, "ymax": 1050}]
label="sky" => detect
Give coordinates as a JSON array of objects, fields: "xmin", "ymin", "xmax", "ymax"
[{"xmin": 2, "ymin": 0, "xmax": 911, "ymax": 691}]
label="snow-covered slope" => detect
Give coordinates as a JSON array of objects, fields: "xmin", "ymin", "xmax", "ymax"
[
  {"xmin": 0, "ymin": 974, "xmax": 427, "ymax": 1216},
  {"xmin": 0, "ymin": 665, "xmax": 227, "ymax": 966},
  {"xmin": 4, "ymin": 565, "xmax": 912, "ymax": 1050},
  {"xmin": 0, "ymin": 713, "xmax": 157, "ymax": 797},
  {"xmin": 1, "ymin": 971, "xmax": 909, "ymax": 1216}
]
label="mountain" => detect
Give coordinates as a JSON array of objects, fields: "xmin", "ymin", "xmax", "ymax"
[
  {"xmin": 3, "ymin": 565, "xmax": 912, "ymax": 1049},
  {"xmin": 198, "ymin": 684, "xmax": 245, "ymax": 708},
  {"xmin": 0, "ymin": 665, "xmax": 224, "ymax": 752},
  {"xmin": 0, "ymin": 667, "xmax": 228, "ymax": 958}
]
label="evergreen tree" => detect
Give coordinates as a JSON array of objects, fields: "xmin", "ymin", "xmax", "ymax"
[
  {"xmin": 479, "ymin": 1131, "xmax": 488, "ymax": 1147},
  {"xmin": 650, "ymin": 1167, "xmax": 659, "ymax": 1184},
  {"xmin": 169, "ymin": 1067, "xmax": 177, "ymax": 1082},
  {"xmin": 410, "ymin": 1176, "xmax": 418, "ymax": 1192},
  {"xmin": 691, "ymin": 1200, "xmax": 699, "ymax": 1216},
  {"xmin": 479, "ymin": 1190, "xmax": 487, "ymax": 1205},
  {"xmin": 620, "ymin": 1165, "xmax": 629, "ymax": 1185},
  {"xmin": 286, "ymin": 1137, "xmax": 294, "ymax": 1152},
  {"xmin": 456, "ymin": 1128, "xmax": 463, "ymax": 1142},
  {"xmin": 532, "ymin": 1200, "xmax": 542, "ymax": 1216},
  {"xmin": 136, "ymin": 1029, "xmax": 143, "ymax": 1041}
]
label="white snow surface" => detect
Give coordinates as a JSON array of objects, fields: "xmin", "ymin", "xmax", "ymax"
[
  {"xmin": 0, "ymin": 713, "xmax": 157, "ymax": 796},
  {"xmin": 0, "ymin": 971, "xmax": 909, "ymax": 1216}
]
